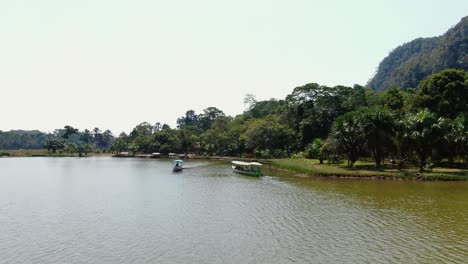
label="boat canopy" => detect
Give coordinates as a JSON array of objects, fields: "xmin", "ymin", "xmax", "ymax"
[
  {"xmin": 173, "ymin": 160, "xmax": 184, "ymax": 163},
  {"xmin": 232, "ymin": 161, "xmax": 262, "ymax": 166}
]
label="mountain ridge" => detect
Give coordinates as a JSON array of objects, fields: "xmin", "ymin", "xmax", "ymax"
[{"xmin": 368, "ymin": 16, "xmax": 467, "ymax": 90}]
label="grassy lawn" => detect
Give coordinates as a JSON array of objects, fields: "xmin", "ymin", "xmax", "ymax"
[{"xmin": 271, "ymin": 158, "xmax": 468, "ymax": 181}]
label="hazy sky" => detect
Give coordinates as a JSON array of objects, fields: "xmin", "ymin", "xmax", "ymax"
[{"xmin": 1, "ymin": 1, "xmax": 467, "ymax": 134}]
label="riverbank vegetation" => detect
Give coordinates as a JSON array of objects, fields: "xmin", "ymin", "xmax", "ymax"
[
  {"xmin": 1, "ymin": 69, "xmax": 467, "ymax": 179},
  {"xmin": 272, "ymin": 159, "xmax": 467, "ymax": 181}
]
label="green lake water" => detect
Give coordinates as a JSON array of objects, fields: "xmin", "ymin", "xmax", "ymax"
[{"xmin": 0, "ymin": 157, "xmax": 466, "ymax": 263}]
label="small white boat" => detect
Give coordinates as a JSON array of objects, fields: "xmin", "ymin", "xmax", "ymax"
[
  {"xmin": 231, "ymin": 161, "xmax": 263, "ymax": 176},
  {"xmin": 172, "ymin": 160, "xmax": 184, "ymax": 172}
]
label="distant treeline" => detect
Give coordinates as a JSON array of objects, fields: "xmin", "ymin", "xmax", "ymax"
[
  {"xmin": 0, "ymin": 130, "xmax": 53, "ymax": 149},
  {"xmin": 0, "ymin": 128, "xmax": 114, "ymax": 154}
]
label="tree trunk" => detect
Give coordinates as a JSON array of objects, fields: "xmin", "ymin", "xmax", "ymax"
[
  {"xmin": 419, "ymin": 152, "xmax": 426, "ymax": 173},
  {"xmin": 373, "ymin": 148, "xmax": 380, "ymax": 167}
]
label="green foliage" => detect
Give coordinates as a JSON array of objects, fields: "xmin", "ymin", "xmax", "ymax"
[
  {"xmin": 440, "ymin": 113, "xmax": 468, "ymax": 163},
  {"xmin": 244, "ymin": 116, "xmax": 295, "ymax": 158},
  {"xmin": 362, "ymin": 107, "xmax": 396, "ymax": 166},
  {"xmin": 62, "ymin": 125, "xmax": 79, "ymax": 140},
  {"xmin": 176, "ymin": 110, "xmax": 198, "ymax": 129},
  {"xmin": 328, "ymin": 110, "xmax": 368, "ymax": 167},
  {"xmin": 45, "ymin": 138, "xmax": 65, "ymax": 153},
  {"xmin": 305, "ymin": 138, "xmax": 324, "ymax": 163},
  {"xmin": 401, "ymin": 109, "xmax": 445, "ymax": 172},
  {"xmin": 0, "ymin": 130, "xmax": 53, "ymax": 150},
  {"xmin": 285, "ymin": 83, "xmax": 368, "ymax": 148},
  {"xmin": 380, "ymin": 87, "xmax": 408, "ymax": 111},
  {"xmin": 244, "ymin": 98, "xmax": 286, "ymax": 119},
  {"xmin": 413, "ymin": 69, "xmax": 468, "ymax": 118},
  {"xmin": 197, "ymin": 107, "xmax": 226, "ymax": 131}
]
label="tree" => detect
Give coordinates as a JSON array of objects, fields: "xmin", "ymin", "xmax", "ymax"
[
  {"xmin": 329, "ymin": 111, "xmax": 368, "ymax": 167},
  {"xmin": 92, "ymin": 127, "xmax": 104, "ymax": 148},
  {"xmin": 178, "ymin": 127, "xmax": 197, "ymax": 156},
  {"xmin": 244, "ymin": 98, "xmax": 286, "ymax": 119},
  {"xmin": 132, "ymin": 135, "xmax": 156, "ymax": 153},
  {"xmin": 62, "ymin": 125, "xmax": 78, "ymax": 140},
  {"xmin": 413, "ymin": 69, "xmax": 468, "ymax": 118},
  {"xmin": 225, "ymin": 116, "xmax": 248, "ymax": 157},
  {"xmin": 285, "ymin": 83, "xmax": 368, "ymax": 149},
  {"xmin": 78, "ymin": 144, "xmax": 92, "ymax": 156},
  {"xmin": 441, "ymin": 114, "xmax": 468, "ymax": 163},
  {"xmin": 101, "ymin": 130, "xmax": 114, "ymax": 149},
  {"xmin": 363, "ymin": 108, "xmax": 395, "ymax": 167},
  {"xmin": 80, "ymin": 129, "xmax": 93, "ymax": 144},
  {"xmin": 200, "ymin": 116, "xmax": 233, "ymax": 155},
  {"xmin": 244, "ymin": 116, "xmax": 294, "ymax": 158},
  {"xmin": 197, "ymin": 107, "xmax": 226, "ymax": 131},
  {"xmin": 154, "ymin": 127, "xmax": 178, "ymax": 153},
  {"xmin": 111, "ymin": 137, "xmax": 129, "ymax": 154},
  {"xmin": 129, "ymin": 122, "xmax": 153, "ymax": 139},
  {"xmin": 176, "ymin": 110, "xmax": 198, "ymax": 128},
  {"xmin": 243, "ymin": 94, "xmax": 257, "ymax": 111},
  {"xmin": 401, "ymin": 109, "xmax": 444, "ymax": 172},
  {"xmin": 381, "ymin": 87, "xmax": 407, "ymax": 112},
  {"xmin": 305, "ymin": 138, "xmax": 325, "ymax": 163},
  {"xmin": 45, "ymin": 138, "xmax": 65, "ymax": 153}
]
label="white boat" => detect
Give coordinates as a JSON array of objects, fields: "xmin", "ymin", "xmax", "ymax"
[
  {"xmin": 172, "ymin": 160, "xmax": 184, "ymax": 172},
  {"xmin": 231, "ymin": 161, "xmax": 263, "ymax": 176}
]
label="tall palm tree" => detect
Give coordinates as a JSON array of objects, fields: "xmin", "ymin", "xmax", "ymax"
[{"xmin": 402, "ymin": 109, "xmax": 444, "ymax": 172}]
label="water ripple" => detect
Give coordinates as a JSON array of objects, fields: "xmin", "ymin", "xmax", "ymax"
[{"xmin": 0, "ymin": 158, "xmax": 466, "ymax": 263}]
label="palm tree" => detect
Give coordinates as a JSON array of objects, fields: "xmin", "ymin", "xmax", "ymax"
[
  {"xmin": 363, "ymin": 108, "xmax": 395, "ymax": 167},
  {"xmin": 443, "ymin": 114, "xmax": 467, "ymax": 163},
  {"xmin": 329, "ymin": 111, "xmax": 367, "ymax": 167},
  {"xmin": 402, "ymin": 109, "xmax": 444, "ymax": 172}
]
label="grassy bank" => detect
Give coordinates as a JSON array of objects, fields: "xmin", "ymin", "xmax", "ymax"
[
  {"xmin": 271, "ymin": 159, "xmax": 468, "ymax": 181},
  {"xmin": 0, "ymin": 149, "xmax": 113, "ymax": 157}
]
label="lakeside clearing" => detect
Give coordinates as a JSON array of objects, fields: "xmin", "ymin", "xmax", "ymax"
[{"xmin": 271, "ymin": 159, "xmax": 468, "ymax": 181}]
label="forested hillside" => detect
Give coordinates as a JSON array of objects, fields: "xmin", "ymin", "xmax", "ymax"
[{"xmin": 368, "ymin": 16, "xmax": 467, "ymax": 91}]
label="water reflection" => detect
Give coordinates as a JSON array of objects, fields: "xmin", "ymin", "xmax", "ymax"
[{"xmin": 0, "ymin": 157, "xmax": 466, "ymax": 263}]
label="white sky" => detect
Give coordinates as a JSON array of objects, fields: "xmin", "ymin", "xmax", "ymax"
[{"xmin": 1, "ymin": 0, "xmax": 467, "ymax": 134}]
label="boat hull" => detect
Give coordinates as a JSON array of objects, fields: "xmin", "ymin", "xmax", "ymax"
[{"xmin": 232, "ymin": 166, "xmax": 262, "ymax": 177}]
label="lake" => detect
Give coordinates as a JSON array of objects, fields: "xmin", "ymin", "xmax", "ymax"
[{"xmin": 0, "ymin": 157, "xmax": 467, "ymax": 263}]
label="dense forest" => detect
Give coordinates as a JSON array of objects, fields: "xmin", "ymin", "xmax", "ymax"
[
  {"xmin": 1, "ymin": 69, "xmax": 467, "ymax": 171},
  {"xmin": 113, "ymin": 69, "xmax": 467, "ymax": 172},
  {"xmin": 368, "ymin": 16, "xmax": 467, "ymax": 91}
]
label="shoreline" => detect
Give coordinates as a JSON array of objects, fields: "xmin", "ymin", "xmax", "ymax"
[
  {"xmin": 269, "ymin": 159, "xmax": 468, "ymax": 181},
  {"xmin": 2, "ymin": 151, "xmax": 466, "ymax": 181}
]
